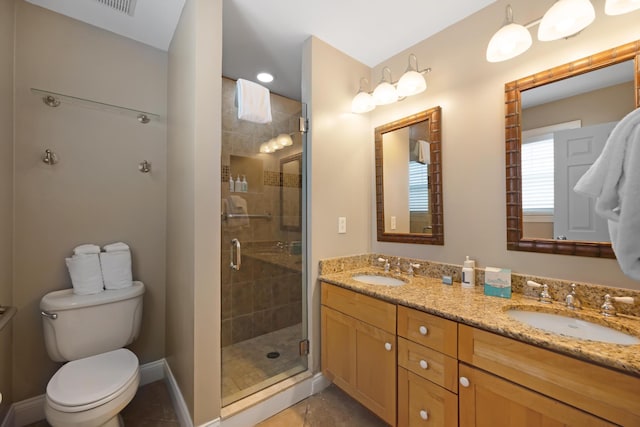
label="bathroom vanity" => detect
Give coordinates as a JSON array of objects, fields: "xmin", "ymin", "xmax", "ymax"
[{"xmin": 319, "ymin": 266, "xmax": 640, "ymax": 427}]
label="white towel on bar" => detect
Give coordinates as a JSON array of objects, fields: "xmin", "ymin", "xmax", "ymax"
[
  {"xmin": 418, "ymin": 140, "xmax": 431, "ymax": 165},
  {"xmin": 574, "ymin": 107, "xmax": 640, "ymax": 280},
  {"xmin": 228, "ymin": 195, "xmax": 250, "ymax": 227},
  {"xmin": 66, "ymin": 254, "xmax": 104, "ymax": 295},
  {"xmin": 73, "ymin": 244, "xmax": 101, "ymax": 255},
  {"xmin": 100, "ymin": 242, "xmax": 133, "ymax": 290},
  {"xmin": 236, "ymin": 79, "xmax": 272, "ymax": 124}
]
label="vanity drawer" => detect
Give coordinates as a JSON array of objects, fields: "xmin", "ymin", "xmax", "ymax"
[
  {"xmin": 321, "ymin": 282, "xmax": 396, "ymax": 333},
  {"xmin": 459, "ymin": 324, "xmax": 640, "ymax": 426},
  {"xmin": 398, "ymin": 367, "xmax": 458, "ymax": 427},
  {"xmin": 397, "ymin": 305, "xmax": 457, "ymax": 357},
  {"xmin": 398, "ymin": 337, "xmax": 458, "ymax": 393}
]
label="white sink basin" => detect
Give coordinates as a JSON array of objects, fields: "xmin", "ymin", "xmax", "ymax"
[
  {"xmin": 507, "ymin": 309, "xmax": 640, "ymax": 345},
  {"xmin": 352, "ymin": 274, "xmax": 406, "ymax": 286}
]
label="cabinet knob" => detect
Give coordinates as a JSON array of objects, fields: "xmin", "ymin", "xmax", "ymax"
[
  {"xmin": 459, "ymin": 377, "xmax": 470, "ymax": 388},
  {"xmin": 420, "ymin": 410, "xmax": 429, "ymax": 420},
  {"xmin": 419, "ymin": 325, "xmax": 428, "ymax": 335},
  {"xmin": 419, "ymin": 360, "xmax": 429, "ymax": 370},
  {"xmin": 384, "ymin": 342, "xmax": 392, "ymax": 351}
]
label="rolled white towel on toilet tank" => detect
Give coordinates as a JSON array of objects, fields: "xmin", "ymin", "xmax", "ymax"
[
  {"xmin": 100, "ymin": 250, "xmax": 133, "ymax": 290},
  {"xmin": 73, "ymin": 244, "xmax": 101, "ymax": 255},
  {"xmin": 103, "ymin": 242, "xmax": 130, "ymax": 252},
  {"xmin": 66, "ymin": 254, "xmax": 104, "ymax": 295}
]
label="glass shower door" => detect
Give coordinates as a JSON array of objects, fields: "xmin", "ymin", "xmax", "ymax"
[{"xmin": 220, "ymin": 78, "xmax": 307, "ymax": 406}]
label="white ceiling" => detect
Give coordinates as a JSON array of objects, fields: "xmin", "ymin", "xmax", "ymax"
[{"xmin": 25, "ymin": 0, "xmax": 497, "ymax": 100}]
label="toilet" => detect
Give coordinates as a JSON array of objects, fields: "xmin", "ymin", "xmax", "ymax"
[{"xmin": 40, "ymin": 282, "xmax": 145, "ymax": 427}]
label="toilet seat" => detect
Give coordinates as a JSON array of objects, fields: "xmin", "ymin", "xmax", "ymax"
[{"xmin": 46, "ymin": 348, "xmax": 139, "ymax": 413}]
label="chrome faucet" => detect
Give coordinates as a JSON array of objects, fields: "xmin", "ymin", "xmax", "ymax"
[
  {"xmin": 394, "ymin": 257, "xmax": 402, "ymax": 274},
  {"xmin": 378, "ymin": 257, "xmax": 390, "ymax": 272},
  {"xmin": 407, "ymin": 263, "xmax": 421, "ymax": 276},
  {"xmin": 565, "ymin": 284, "xmax": 581, "ymax": 310},
  {"xmin": 526, "ymin": 280, "xmax": 552, "ymax": 304},
  {"xmin": 601, "ymin": 294, "xmax": 635, "ymax": 317}
]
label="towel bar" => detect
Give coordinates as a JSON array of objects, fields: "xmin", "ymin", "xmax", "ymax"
[{"xmin": 221, "ymin": 212, "xmax": 272, "ymax": 221}]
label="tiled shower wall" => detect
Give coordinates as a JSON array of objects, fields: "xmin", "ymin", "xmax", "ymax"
[{"xmin": 221, "ymin": 77, "xmax": 303, "ymax": 346}]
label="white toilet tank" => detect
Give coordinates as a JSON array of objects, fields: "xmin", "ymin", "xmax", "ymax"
[{"xmin": 40, "ymin": 282, "xmax": 144, "ymax": 362}]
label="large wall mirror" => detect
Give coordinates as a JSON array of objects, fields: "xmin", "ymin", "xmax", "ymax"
[
  {"xmin": 376, "ymin": 106, "xmax": 443, "ymax": 244},
  {"xmin": 505, "ymin": 40, "xmax": 640, "ymax": 257}
]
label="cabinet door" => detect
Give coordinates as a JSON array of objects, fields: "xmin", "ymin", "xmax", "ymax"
[
  {"xmin": 459, "ymin": 364, "xmax": 618, "ymax": 427},
  {"xmin": 321, "ymin": 305, "xmax": 357, "ymax": 391},
  {"xmin": 355, "ymin": 318, "xmax": 397, "ymax": 426},
  {"xmin": 398, "ymin": 367, "xmax": 457, "ymax": 427}
]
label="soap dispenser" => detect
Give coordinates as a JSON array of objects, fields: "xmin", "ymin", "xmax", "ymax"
[
  {"xmin": 241, "ymin": 175, "xmax": 248, "ymax": 192},
  {"xmin": 229, "ymin": 174, "xmax": 235, "ymax": 192},
  {"xmin": 235, "ymin": 175, "xmax": 242, "ymax": 192},
  {"xmin": 461, "ymin": 256, "xmax": 475, "ymax": 288}
]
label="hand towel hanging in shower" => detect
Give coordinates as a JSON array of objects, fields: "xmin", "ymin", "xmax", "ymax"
[{"xmin": 236, "ymin": 78, "xmax": 272, "ymax": 124}]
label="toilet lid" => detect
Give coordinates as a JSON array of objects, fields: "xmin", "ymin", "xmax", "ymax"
[{"xmin": 47, "ymin": 349, "xmax": 139, "ymax": 408}]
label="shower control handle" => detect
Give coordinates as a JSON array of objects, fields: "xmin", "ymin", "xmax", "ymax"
[{"xmin": 230, "ymin": 238, "xmax": 241, "ymax": 271}]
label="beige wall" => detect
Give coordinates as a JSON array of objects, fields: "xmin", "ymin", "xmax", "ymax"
[
  {"xmin": 12, "ymin": 1, "xmax": 167, "ymax": 401},
  {"xmin": 303, "ymin": 36, "xmax": 372, "ymax": 372},
  {"xmin": 369, "ymin": 0, "xmax": 640, "ymax": 289},
  {"xmin": 0, "ymin": 0, "xmax": 14, "ymax": 417},
  {"xmin": 166, "ymin": 0, "xmax": 221, "ymax": 424},
  {"xmin": 523, "ymin": 81, "xmax": 635, "ymax": 131}
]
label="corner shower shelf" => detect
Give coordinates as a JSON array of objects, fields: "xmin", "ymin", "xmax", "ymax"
[{"xmin": 31, "ymin": 88, "xmax": 160, "ymax": 123}]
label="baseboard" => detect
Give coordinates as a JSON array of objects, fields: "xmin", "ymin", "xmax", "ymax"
[
  {"xmin": 3, "ymin": 358, "xmax": 168, "ymax": 427},
  {"xmin": 163, "ymin": 360, "xmax": 196, "ymax": 427}
]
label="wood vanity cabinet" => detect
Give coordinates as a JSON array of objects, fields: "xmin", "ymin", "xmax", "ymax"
[
  {"xmin": 320, "ymin": 283, "xmax": 397, "ymax": 426},
  {"xmin": 458, "ymin": 324, "xmax": 640, "ymax": 426},
  {"xmin": 397, "ymin": 306, "xmax": 458, "ymax": 427}
]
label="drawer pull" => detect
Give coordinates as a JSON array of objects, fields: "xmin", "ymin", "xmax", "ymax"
[
  {"xmin": 459, "ymin": 376, "xmax": 470, "ymax": 388},
  {"xmin": 419, "ymin": 359, "xmax": 429, "ymax": 370},
  {"xmin": 419, "ymin": 325, "xmax": 428, "ymax": 335},
  {"xmin": 420, "ymin": 410, "xmax": 429, "ymax": 420},
  {"xmin": 384, "ymin": 342, "xmax": 392, "ymax": 351}
]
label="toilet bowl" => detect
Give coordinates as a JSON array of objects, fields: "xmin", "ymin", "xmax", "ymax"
[
  {"xmin": 40, "ymin": 282, "xmax": 145, "ymax": 427},
  {"xmin": 45, "ymin": 349, "xmax": 140, "ymax": 427}
]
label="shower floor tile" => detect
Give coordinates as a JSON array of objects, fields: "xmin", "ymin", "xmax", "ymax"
[{"xmin": 222, "ymin": 323, "xmax": 306, "ymax": 406}]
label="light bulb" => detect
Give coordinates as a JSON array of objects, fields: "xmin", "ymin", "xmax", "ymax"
[
  {"xmin": 277, "ymin": 133, "xmax": 293, "ymax": 147},
  {"xmin": 373, "ymin": 81, "xmax": 398, "ymax": 105},
  {"xmin": 397, "ymin": 70, "xmax": 427, "ymax": 97},
  {"xmin": 351, "ymin": 91, "xmax": 376, "ymax": 113},
  {"xmin": 259, "ymin": 142, "xmax": 273, "ymax": 153}
]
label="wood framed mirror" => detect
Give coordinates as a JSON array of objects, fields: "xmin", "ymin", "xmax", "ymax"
[
  {"xmin": 505, "ymin": 40, "xmax": 640, "ymax": 257},
  {"xmin": 376, "ymin": 106, "xmax": 443, "ymax": 244}
]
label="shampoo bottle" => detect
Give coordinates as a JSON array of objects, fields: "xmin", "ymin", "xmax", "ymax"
[
  {"xmin": 235, "ymin": 175, "xmax": 242, "ymax": 192},
  {"xmin": 229, "ymin": 175, "xmax": 235, "ymax": 192},
  {"xmin": 461, "ymin": 256, "xmax": 475, "ymax": 288},
  {"xmin": 241, "ymin": 175, "xmax": 248, "ymax": 192}
]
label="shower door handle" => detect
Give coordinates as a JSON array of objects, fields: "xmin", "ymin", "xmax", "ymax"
[{"xmin": 230, "ymin": 238, "xmax": 241, "ymax": 271}]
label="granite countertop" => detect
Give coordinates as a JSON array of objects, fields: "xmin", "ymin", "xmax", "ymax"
[{"xmin": 319, "ymin": 267, "xmax": 640, "ymax": 377}]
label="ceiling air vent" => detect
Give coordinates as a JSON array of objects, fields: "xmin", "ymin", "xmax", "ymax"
[{"xmin": 94, "ymin": 0, "xmax": 138, "ymax": 16}]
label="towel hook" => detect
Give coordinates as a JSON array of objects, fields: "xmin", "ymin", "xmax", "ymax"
[
  {"xmin": 42, "ymin": 149, "xmax": 59, "ymax": 165},
  {"xmin": 138, "ymin": 160, "xmax": 151, "ymax": 173}
]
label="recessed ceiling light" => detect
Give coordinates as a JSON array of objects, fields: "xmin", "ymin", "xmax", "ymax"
[{"xmin": 257, "ymin": 72, "xmax": 274, "ymax": 83}]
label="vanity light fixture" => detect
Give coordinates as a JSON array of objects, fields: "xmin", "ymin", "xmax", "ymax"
[
  {"xmin": 486, "ymin": 5, "xmax": 532, "ymax": 63},
  {"xmin": 351, "ymin": 54, "xmax": 431, "ymax": 114},
  {"xmin": 372, "ymin": 67, "xmax": 398, "ymax": 105},
  {"xmin": 487, "ymin": 0, "xmax": 638, "ymax": 63},
  {"xmin": 537, "ymin": 0, "xmax": 595, "ymax": 41},
  {"xmin": 605, "ymin": 0, "xmax": 640, "ymax": 15},
  {"xmin": 259, "ymin": 133, "xmax": 293, "ymax": 154}
]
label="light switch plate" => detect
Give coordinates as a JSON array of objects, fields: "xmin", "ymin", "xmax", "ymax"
[
  {"xmin": 338, "ymin": 217, "xmax": 347, "ymax": 234},
  {"xmin": 391, "ymin": 216, "xmax": 397, "ymax": 230}
]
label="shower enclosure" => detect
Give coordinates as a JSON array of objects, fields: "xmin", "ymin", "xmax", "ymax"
[{"xmin": 220, "ymin": 78, "xmax": 307, "ymax": 406}]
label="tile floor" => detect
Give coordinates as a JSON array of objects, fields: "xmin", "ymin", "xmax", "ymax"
[
  {"xmin": 256, "ymin": 384, "xmax": 388, "ymax": 427},
  {"xmin": 24, "ymin": 380, "xmax": 179, "ymax": 427},
  {"xmin": 26, "ymin": 381, "xmax": 386, "ymax": 427},
  {"xmin": 222, "ymin": 323, "xmax": 307, "ymax": 405}
]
